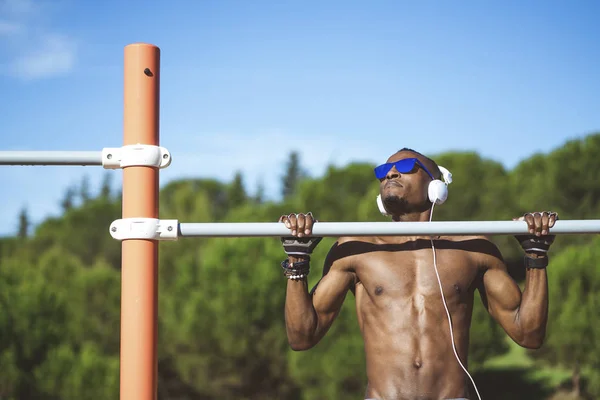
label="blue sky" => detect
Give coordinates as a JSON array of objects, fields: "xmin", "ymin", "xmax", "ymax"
[{"xmin": 1, "ymin": 0, "xmax": 599, "ymax": 236}]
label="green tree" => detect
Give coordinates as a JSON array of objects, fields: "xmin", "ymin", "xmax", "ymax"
[
  {"xmin": 282, "ymin": 151, "xmax": 305, "ymax": 199},
  {"xmin": 431, "ymin": 151, "xmax": 514, "ymax": 222},
  {"xmin": 17, "ymin": 207, "xmax": 30, "ymax": 239},
  {"xmin": 33, "ymin": 342, "xmax": 119, "ymax": 400},
  {"xmin": 228, "ymin": 171, "xmax": 247, "ymax": 208},
  {"xmin": 61, "ymin": 185, "xmax": 76, "ymax": 212},
  {"xmin": 530, "ymin": 237, "xmax": 600, "ymax": 397},
  {"xmin": 3, "ymin": 131, "xmax": 600, "ymax": 400},
  {"xmin": 32, "ymin": 197, "xmax": 122, "ymax": 267},
  {"xmin": 100, "ymin": 172, "xmax": 113, "ymax": 199},
  {"xmin": 509, "ymin": 132, "xmax": 600, "ymax": 255},
  {"xmin": 254, "ymin": 179, "xmax": 265, "ymax": 204},
  {"xmin": 160, "ymin": 178, "xmax": 230, "ymax": 222},
  {"xmin": 0, "ymin": 246, "xmax": 116, "ymax": 399},
  {"xmin": 543, "ymin": 133, "xmax": 600, "ymax": 219},
  {"xmin": 79, "ymin": 175, "xmax": 91, "ymax": 203},
  {"xmin": 294, "ymin": 162, "xmax": 377, "ymax": 222},
  {"xmin": 160, "ymin": 232, "xmax": 301, "ymax": 399}
]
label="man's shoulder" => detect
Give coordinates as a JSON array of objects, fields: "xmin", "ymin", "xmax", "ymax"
[
  {"xmin": 442, "ymin": 234, "xmax": 498, "ymax": 247},
  {"xmin": 442, "ymin": 234, "xmax": 493, "ymax": 242},
  {"xmin": 332, "ymin": 235, "xmax": 386, "ymax": 253},
  {"xmin": 443, "ymin": 235, "xmax": 505, "ymax": 267},
  {"xmin": 321, "ymin": 236, "xmax": 377, "ymax": 270},
  {"xmin": 334, "ymin": 235, "xmax": 499, "ymax": 249},
  {"xmin": 335, "ymin": 235, "xmax": 380, "ymax": 245}
]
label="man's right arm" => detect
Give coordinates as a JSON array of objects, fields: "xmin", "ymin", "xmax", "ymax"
[
  {"xmin": 278, "ymin": 212, "xmax": 355, "ymax": 350},
  {"xmin": 284, "ymin": 245, "xmax": 355, "ymax": 351}
]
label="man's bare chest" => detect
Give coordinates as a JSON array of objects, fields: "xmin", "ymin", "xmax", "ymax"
[{"xmin": 351, "ymin": 241, "xmax": 480, "ymax": 301}]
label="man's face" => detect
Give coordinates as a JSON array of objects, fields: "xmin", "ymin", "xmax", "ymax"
[{"xmin": 378, "ymin": 151, "xmax": 433, "ymax": 212}]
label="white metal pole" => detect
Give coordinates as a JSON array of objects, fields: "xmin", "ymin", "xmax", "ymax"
[
  {"xmin": 177, "ymin": 220, "xmax": 600, "ymax": 238},
  {"xmin": 0, "ymin": 151, "xmax": 103, "ymax": 166}
]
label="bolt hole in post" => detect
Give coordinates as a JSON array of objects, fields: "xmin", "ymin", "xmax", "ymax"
[{"xmin": 144, "ymin": 68, "xmax": 153, "ymax": 77}]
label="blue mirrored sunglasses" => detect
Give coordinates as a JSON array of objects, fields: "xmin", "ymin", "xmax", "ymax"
[{"xmin": 373, "ymin": 157, "xmax": 434, "ymax": 180}]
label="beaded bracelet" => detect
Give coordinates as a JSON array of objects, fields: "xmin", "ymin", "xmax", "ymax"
[{"xmin": 281, "ymin": 259, "xmax": 310, "ymax": 280}]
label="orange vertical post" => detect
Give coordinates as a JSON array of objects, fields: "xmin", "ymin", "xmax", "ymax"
[{"xmin": 121, "ymin": 43, "xmax": 160, "ymax": 400}]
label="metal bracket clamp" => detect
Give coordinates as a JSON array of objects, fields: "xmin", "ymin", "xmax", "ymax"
[
  {"xmin": 102, "ymin": 144, "xmax": 172, "ymax": 169},
  {"xmin": 109, "ymin": 218, "xmax": 179, "ymax": 241}
]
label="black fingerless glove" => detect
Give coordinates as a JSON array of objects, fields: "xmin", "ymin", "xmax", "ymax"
[
  {"xmin": 515, "ymin": 235, "xmax": 555, "ymax": 255},
  {"xmin": 280, "ymin": 236, "xmax": 322, "ymax": 258},
  {"xmin": 515, "ymin": 235, "xmax": 555, "ymax": 270}
]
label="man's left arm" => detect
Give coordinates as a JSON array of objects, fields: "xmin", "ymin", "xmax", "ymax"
[{"xmin": 478, "ymin": 211, "xmax": 558, "ymax": 349}]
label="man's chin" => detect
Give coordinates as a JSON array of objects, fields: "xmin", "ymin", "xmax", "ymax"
[{"xmin": 383, "ymin": 194, "xmax": 408, "ymax": 213}]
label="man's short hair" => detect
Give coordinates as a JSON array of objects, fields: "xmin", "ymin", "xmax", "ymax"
[{"xmin": 397, "ymin": 147, "xmax": 442, "ymax": 179}]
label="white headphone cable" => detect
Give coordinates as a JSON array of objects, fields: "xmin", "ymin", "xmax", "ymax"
[{"xmin": 429, "ymin": 201, "xmax": 482, "ymax": 400}]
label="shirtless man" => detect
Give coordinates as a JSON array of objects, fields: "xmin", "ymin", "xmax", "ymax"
[{"xmin": 278, "ymin": 148, "xmax": 558, "ymax": 400}]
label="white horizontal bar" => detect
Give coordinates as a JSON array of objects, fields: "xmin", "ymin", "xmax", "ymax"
[
  {"xmin": 178, "ymin": 219, "xmax": 600, "ymax": 238},
  {"xmin": 0, "ymin": 151, "xmax": 103, "ymax": 166}
]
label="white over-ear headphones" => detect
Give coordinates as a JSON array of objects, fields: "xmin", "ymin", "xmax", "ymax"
[{"xmin": 376, "ymin": 166, "xmax": 453, "ymax": 216}]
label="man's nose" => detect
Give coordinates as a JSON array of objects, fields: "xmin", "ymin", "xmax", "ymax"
[{"xmin": 386, "ymin": 167, "xmax": 400, "ymax": 179}]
